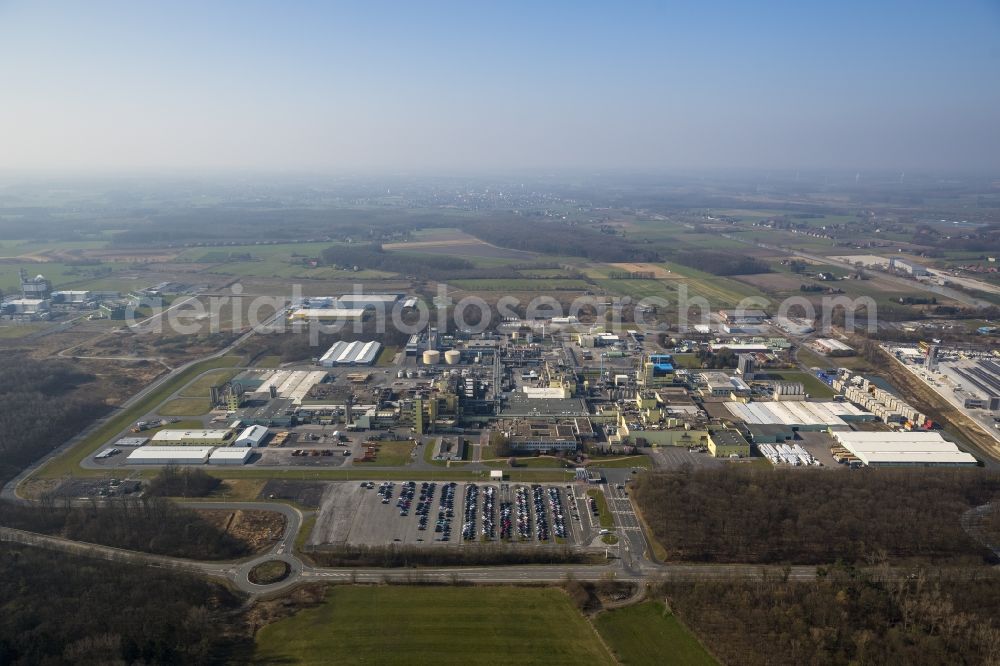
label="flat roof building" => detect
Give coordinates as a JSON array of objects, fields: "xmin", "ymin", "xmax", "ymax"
[
  {"xmin": 127, "ymin": 446, "xmax": 214, "ymax": 464},
  {"xmin": 150, "ymin": 429, "xmax": 234, "ymax": 445},
  {"xmin": 208, "ymin": 447, "xmax": 253, "ymax": 465},
  {"xmin": 832, "ymin": 431, "xmax": 977, "ymax": 467}
]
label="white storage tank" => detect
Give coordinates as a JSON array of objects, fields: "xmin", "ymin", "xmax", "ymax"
[
  {"xmin": 444, "ymin": 349, "xmax": 462, "ymax": 365},
  {"xmin": 422, "ymin": 350, "xmax": 441, "ymax": 365}
]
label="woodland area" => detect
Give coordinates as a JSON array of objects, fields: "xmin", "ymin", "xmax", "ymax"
[
  {"xmin": 0, "ymin": 545, "xmax": 249, "ymax": 665},
  {"xmin": 634, "ymin": 468, "xmax": 1000, "ymax": 564},
  {"xmin": 0, "ymin": 355, "xmax": 110, "ymax": 484},
  {"xmin": 0, "ymin": 497, "xmax": 252, "ymax": 560},
  {"xmin": 663, "ymin": 568, "xmax": 1000, "ymax": 666}
]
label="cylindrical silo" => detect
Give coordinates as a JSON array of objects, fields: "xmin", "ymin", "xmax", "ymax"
[
  {"xmin": 422, "ymin": 349, "xmax": 441, "ymax": 365},
  {"xmin": 444, "ymin": 349, "xmax": 461, "ymax": 365}
]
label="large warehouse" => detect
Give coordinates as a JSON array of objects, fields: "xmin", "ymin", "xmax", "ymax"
[
  {"xmin": 288, "ymin": 307, "xmax": 366, "ymax": 322},
  {"xmin": 208, "ymin": 448, "xmax": 253, "ymax": 465},
  {"xmin": 318, "ymin": 340, "xmax": 382, "ymax": 366},
  {"xmin": 150, "ymin": 429, "xmax": 235, "ymax": 445},
  {"xmin": 725, "ymin": 400, "xmax": 873, "ymax": 430},
  {"xmin": 251, "ymin": 370, "xmax": 328, "ymax": 404},
  {"xmin": 127, "ymin": 446, "xmax": 214, "ymax": 464},
  {"xmin": 235, "ymin": 424, "xmax": 269, "ymax": 447},
  {"xmin": 832, "ymin": 431, "xmax": 978, "ymax": 467}
]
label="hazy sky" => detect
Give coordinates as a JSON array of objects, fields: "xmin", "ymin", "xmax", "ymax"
[{"xmin": 1, "ymin": 1, "xmax": 999, "ymax": 173}]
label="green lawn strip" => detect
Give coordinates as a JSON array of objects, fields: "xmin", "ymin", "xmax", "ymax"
[
  {"xmin": 593, "ymin": 601, "xmax": 718, "ymax": 666},
  {"xmin": 253, "ymin": 586, "xmax": 615, "ymax": 665},
  {"xmin": 587, "ymin": 489, "xmax": 614, "ymax": 529},
  {"xmin": 589, "ymin": 455, "xmax": 651, "ymax": 469},
  {"xmin": 34, "ymin": 355, "xmax": 244, "ymax": 479},
  {"xmin": 206, "ymin": 468, "xmax": 575, "ymax": 483},
  {"xmin": 293, "ymin": 513, "xmax": 318, "ymax": 553}
]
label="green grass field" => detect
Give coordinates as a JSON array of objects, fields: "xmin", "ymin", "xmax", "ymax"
[
  {"xmin": 253, "ymin": 586, "xmax": 614, "ymax": 665},
  {"xmin": 157, "ymin": 397, "xmax": 213, "ymax": 416},
  {"xmin": 178, "ymin": 369, "xmax": 239, "ymax": 397},
  {"xmin": 449, "ymin": 278, "xmax": 592, "ymax": 292},
  {"xmin": 594, "ymin": 601, "xmax": 717, "ymax": 666},
  {"xmin": 355, "ymin": 440, "xmax": 415, "ymax": 466}
]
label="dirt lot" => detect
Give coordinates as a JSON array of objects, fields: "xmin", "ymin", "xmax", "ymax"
[{"xmin": 196, "ymin": 508, "xmax": 285, "ymax": 552}]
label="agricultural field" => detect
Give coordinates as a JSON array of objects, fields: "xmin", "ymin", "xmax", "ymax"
[
  {"xmin": 384, "ymin": 228, "xmax": 534, "ymax": 260},
  {"xmin": 253, "ymin": 586, "xmax": 614, "ymax": 665},
  {"xmin": 594, "ymin": 601, "xmax": 717, "ymax": 666},
  {"xmin": 448, "ymin": 278, "xmax": 593, "ymax": 292}
]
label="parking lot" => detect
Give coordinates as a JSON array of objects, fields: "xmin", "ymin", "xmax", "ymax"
[
  {"xmin": 308, "ymin": 481, "xmax": 600, "ymax": 548},
  {"xmin": 645, "ymin": 446, "xmax": 726, "ymax": 469}
]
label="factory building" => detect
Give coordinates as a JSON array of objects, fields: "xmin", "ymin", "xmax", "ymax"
[
  {"xmin": 333, "ymin": 293, "xmax": 400, "ymax": 310},
  {"xmin": 638, "ymin": 354, "xmax": 675, "ymax": 388},
  {"xmin": 831, "ymin": 431, "xmax": 977, "ymax": 467},
  {"xmin": 506, "ymin": 421, "xmax": 579, "ymax": 453},
  {"xmin": 5, "ymin": 298, "xmax": 48, "ymax": 314},
  {"xmin": 51, "ymin": 290, "xmax": 91, "ymax": 304},
  {"xmin": 288, "ymin": 308, "xmax": 366, "ymax": 323},
  {"xmin": 889, "ymin": 258, "xmax": 928, "ymax": 276},
  {"xmin": 719, "ymin": 309, "xmax": 767, "ymax": 325},
  {"xmin": 19, "ymin": 271, "xmax": 51, "ymax": 298},
  {"xmin": 150, "ymin": 429, "xmax": 235, "ymax": 445},
  {"xmin": 772, "ymin": 382, "xmax": 806, "ymax": 401},
  {"xmin": 127, "ymin": 446, "xmax": 214, "ymax": 464},
  {"xmin": 772, "ymin": 316, "xmax": 815, "ymax": 336},
  {"xmin": 724, "ymin": 400, "xmax": 872, "ymax": 430},
  {"xmin": 813, "ymin": 338, "xmax": 855, "ymax": 357},
  {"xmin": 235, "ymin": 424, "xmax": 269, "ymax": 447},
  {"xmin": 698, "ymin": 371, "xmax": 752, "ymax": 398},
  {"xmin": 208, "ymin": 448, "xmax": 253, "ymax": 465},
  {"xmin": 708, "ymin": 429, "xmax": 750, "ymax": 458},
  {"xmin": 319, "ymin": 340, "xmax": 382, "ymax": 366}
]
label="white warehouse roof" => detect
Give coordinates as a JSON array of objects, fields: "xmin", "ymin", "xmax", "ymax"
[
  {"xmin": 236, "ymin": 425, "xmax": 269, "ymax": 446},
  {"xmin": 127, "ymin": 446, "xmax": 214, "ymax": 464},
  {"xmin": 319, "ymin": 340, "xmax": 382, "ymax": 366},
  {"xmin": 150, "ymin": 429, "xmax": 233, "ymax": 443},
  {"xmin": 832, "ymin": 431, "xmax": 978, "ymax": 467},
  {"xmin": 209, "ymin": 448, "xmax": 253, "ymax": 464},
  {"xmin": 725, "ymin": 401, "xmax": 870, "ymax": 427}
]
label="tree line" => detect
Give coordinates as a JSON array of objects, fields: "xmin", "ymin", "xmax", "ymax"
[
  {"xmin": 0, "ymin": 354, "xmax": 110, "ymax": 485},
  {"xmin": 0, "ymin": 544, "xmax": 249, "ymax": 665},
  {"xmin": 634, "ymin": 467, "xmax": 1000, "ymax": 565},
  {"xmin": 0, "ymin": 496, "xmax": 252, "ymax": 560},
  {"xmin": 660, "ymin": 566, "xmax": 1000, "ymax": 666}
]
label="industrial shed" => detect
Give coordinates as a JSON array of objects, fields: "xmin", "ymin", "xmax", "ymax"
[
  {"xmin": 208, "ymin": 447, "xmax": 253, "ymax": 465},
  {"xmin": 725, "ymin": 401, "xmax": 872, "ymax": 430},
  {"xmin": 318, "ymin": 340, "xmax": 382, "ymax": 366},
  {"xmin": 235, "ymin": 424, "xmax": 269, "ymax": 447},
  {"xmin": 832, "ymin": 431, "xmax": 978, "ymax": 467},
  {"xmin": 127, "ymin": 446, "xmax": 214, "ymax": 464},
  {"xmin": 150, "ymin": 429, "xmax": 234, "ymax": 445}
]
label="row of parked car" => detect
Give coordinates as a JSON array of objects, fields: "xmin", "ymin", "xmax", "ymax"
[
  {"xmin": 515, "ymin": 486, "xmax": 532, "ymax": 539},
  {"xmin": 435, "ymin": 482, "xmax": 457, "ymax": 541},
  {"xmin": 462, "ymin": 483, "xmax": 479, "ymax": 541},
  {"xmin": 547, "ymin": 486, "xmax": 567, "ymax": 539},
  {"xmin": 481, "ymin": 486, "xmax": 496, "ymax": 539},
  {"xmin": 532, "ymin": 485, "xmax": 550, "ymax": 541},
  {"xmin": 416, "ymin": 482, "xmax": 436, "ymax": 531}
]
